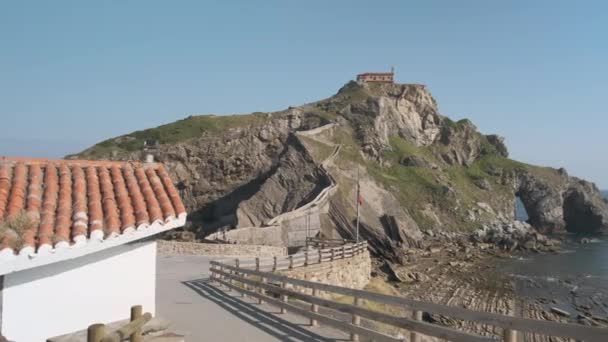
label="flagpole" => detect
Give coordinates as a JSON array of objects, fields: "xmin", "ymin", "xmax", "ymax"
[{"xmin": 356, "ymin": 167, "xmax": 360, "ymax": 242}]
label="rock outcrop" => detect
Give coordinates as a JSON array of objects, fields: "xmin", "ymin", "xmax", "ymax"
[
  {"xmin": 471, "ymin": 218, "xmax": 560, "ymax": 252},
  {"xmin": 235, "ymin": 136, "xmax": 330, "ymax": 227},
  {"xmin": 336, "ymin": 82, "xmax": 443, "ymax": 160},
  {"xmin": 515, "ymin": 170, "xmax": 608, "ymax": 233}
]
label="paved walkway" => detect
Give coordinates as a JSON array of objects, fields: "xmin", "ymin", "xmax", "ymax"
[{"xmin": 156, "ymin": 254, "xmax": 349, "ymax": 341}]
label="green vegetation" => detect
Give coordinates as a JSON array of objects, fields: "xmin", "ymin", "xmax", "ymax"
[
  {"xmin": 441, "ymin": 117, "xmax": 474, "ymax": 131},
  {"xmin": 76, "ymin": 112, "xmax": 271, "ymax": 158},
  {"xmin": 362, "ymin": 136, "xmax": 536, "ymax": 231}
]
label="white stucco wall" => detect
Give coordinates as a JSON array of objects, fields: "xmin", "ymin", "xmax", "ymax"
[{"xmin": 1, "ymin": 241, "xmax": 157, "ymax": 342}]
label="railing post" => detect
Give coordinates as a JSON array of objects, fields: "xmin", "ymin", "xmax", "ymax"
[
  {"xmin": 318, "ymin": 248, "xmax": 322, "ymax": 263},
  {"xmin": 342, "ymin": 245, "xmax": 346, "ymax": 258},
  {"xmin": 331, "ymin": 248, "xmax": 335, "ymax": 261},
  {"xmin": 218, "ymin": 264, "xmax": 224, "ymax": 287},
  {"xmin": 255, "ymin": 257, "xmax": 260, "ymax": 271},
  {"xmin": 289, "ymin": 255, "xmax": 294, "ymax": 270},
  {"xmin": 259, "ymin": 276, "xmax": 266, "ymax": 305},
  {"xmin": 351, "ymin": 297, "xmax": 361, "ymax": 341},
  {"xmin": 87, "ymin": 323, "xmax": 105, "ymax": 342},
  {"xmin": 273, "ymin": 256, "xmax": 277, "ymax": 271},
  {"xmin": 310, "ymin": 288, "xmax": 319, "ymax": 326},
  {"xmin": 280, "ymin": 281, "xmax": 288, "ymax": 314},
  {"xmin": 235, "ymin": 259, "xmax": 245, "ymax": 297},
  {"xmin": 130, "ymin": 305, "xmax": 143, "ymax": 342},
  {"xmin": 410, "ymin": 310, "xmax": 423, "ymax": 342},
  {"xmin": 503, "ymin": 328, "xmax": 517, "ymax": 342},
  {"xmin": 304, "ymin": 250, "xmax": 308, "ymax": 266}
]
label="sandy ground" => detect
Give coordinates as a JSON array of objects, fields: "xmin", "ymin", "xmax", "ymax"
[{"xmin": 156, "ymin": 254, "xmax": 350, "ymax": 341}]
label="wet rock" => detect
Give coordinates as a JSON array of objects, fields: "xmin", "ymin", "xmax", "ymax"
[
  {"xmin": 385, "ymin": 262, "xmax": 428, "ymax": 283},
  {"xmin": 551, "ymin": 307, "xmax": 571, "ymax": 317}
]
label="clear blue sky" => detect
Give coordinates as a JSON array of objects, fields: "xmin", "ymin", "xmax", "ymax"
[{"xmin": 1, "ymin": 1, "xmax": 607, "ymax": 187}]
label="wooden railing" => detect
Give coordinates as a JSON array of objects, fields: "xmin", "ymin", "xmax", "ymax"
[
  {"xmin": 209, "ymin": 241, "xmax": 607, "ymax": 342},
  {"xmin": 215, "ymin": 241, "xmax": 367, "ymax": 272},
  {"xmin": 86, "ymin": 306, "xmax": 152, "ymax": 342},
  {"xmin": 306, "ymin": 237, "xmax": 357, "ymax": 248}
]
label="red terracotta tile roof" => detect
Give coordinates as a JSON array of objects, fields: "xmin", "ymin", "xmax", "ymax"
[{"xmin": 0, "ymin": 157, "xmax": 187, "ymax": 257}]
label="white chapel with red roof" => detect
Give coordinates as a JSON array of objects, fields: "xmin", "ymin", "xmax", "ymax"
[{"xmin": 0, "ymin": 157, "xmax": 187, "ymax": 341}]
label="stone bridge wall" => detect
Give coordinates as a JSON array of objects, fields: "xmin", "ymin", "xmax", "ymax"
[
  {"xmin": 278, "ymin": 249, "xmax": 371, "ymax": 296},
  {"xmin": 157, "ymin": 240, "xmax": 287, "ymax": 257}
]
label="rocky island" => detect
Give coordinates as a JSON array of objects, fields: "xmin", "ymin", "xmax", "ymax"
[{"xmin": 72, "ymin": 80, "xmax": 608, "ymax": 337}]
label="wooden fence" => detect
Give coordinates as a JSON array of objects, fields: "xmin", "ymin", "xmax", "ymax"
[
  {"xmin": 306, "ymin": 237, "xmax": 357, "ymax": 248},
  {"xmin": 215, "ymin": 241, "xmax": 367, "ymax": 273},
  {"xmin": 209, "ymin": 241, "xmax": 607, "ymax": 342},
  {"xmin": 86, "ymin": 306, "xmax": 151, "ymax": 342}
]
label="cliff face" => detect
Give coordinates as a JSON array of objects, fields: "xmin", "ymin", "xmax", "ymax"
[{"xmin": 72, "ymin": 80, "xmax": 608, "ymax": 251}]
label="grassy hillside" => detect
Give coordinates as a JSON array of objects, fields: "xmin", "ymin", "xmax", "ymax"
[{"xmin": 74, "ymin": 112, "xmax": 271, "ymax": 159}]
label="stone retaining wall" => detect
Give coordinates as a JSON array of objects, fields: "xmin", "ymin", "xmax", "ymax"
[
  {"xmin": 157, "ymin": 240, "xmax": 287, "ymax": 257},
  {"xmin": 278, "ymin": 249, "xmax": 371, "ymax": 297}
]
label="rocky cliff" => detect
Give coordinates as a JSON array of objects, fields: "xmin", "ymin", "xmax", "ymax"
[{"xmin": 72, "ymin": 80, "xmax": 608, "ymax": 255}]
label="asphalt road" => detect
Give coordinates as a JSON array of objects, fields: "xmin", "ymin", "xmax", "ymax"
[{"xmin": 156, "ymin": 254, "xmax": 349, "ymax": 342}]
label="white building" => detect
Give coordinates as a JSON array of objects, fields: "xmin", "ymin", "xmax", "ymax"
[{"xmin": 0, "ymin": 157, "xmax": 187, "ymax": 341}]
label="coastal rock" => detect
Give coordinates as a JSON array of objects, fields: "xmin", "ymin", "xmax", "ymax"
[
  {"xmin": 516, "ymin": 171, "xmax": 608, "ymax": 233},
  {"xmin": 471, "ymin": 219, "xmax": 559, "ymax": 252}
]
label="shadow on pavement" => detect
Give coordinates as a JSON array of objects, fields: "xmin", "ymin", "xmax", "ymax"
[{"xmin": 183, "ymin": 279, "xmax": 348, "ymax": 342}]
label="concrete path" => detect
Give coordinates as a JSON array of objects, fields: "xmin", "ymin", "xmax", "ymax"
[{"xmin": 156, "ymin": 254, "xmax": 350, "ymax": 342}]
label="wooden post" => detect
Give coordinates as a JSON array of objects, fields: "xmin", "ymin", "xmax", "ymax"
[
  {"xmin": 503, "ymin": 328, "xmax": 517, "ymax": 342},
  {"xmin": 259, "ymin": 277, "xmax": 265, "ymax": 304},
  {"xmin": 342, "ymin": 245, "xmax": 346, "ymax": 258},
  {"xmin": 310, "ymin": 288, "xmax": 319, "ymax": 326},
  {"xmin": 304, "ymin": 250, "xmax": 308, "ymax": 266},
  {"xmin": 351, "ymin": 297, "xmax": 362, "ymax": 341},
  {"xmin": 410, "ymin": 310, "xmax": 423, "ymax": 342},
  {"xmin": 130, "ymin": 305, "xmax": 143, "ymax": 342},
  {"xmin": 255, "ymin": 257, "xmax": 260, "ymax": 271},
  {"xmin": 273, "ymin": 256, "xmax": 277, "ymax": 271},
  {"xmin": 280, "ymin": 281, "xmax": 288, "ymax": 314},
  {"xmin": 218, "ymin": 265, "xmax": 224, "ymax": 287},
  {"xmin": 87, "ymin": 323, "xmax": 105, "ymax": 342},
  {"xmin": 318, "ymin": 248, "xmax": 322, "ymax": 264},
  {"xmin": 235, "ymin": 259, "xmax": 245, "ymax": 297},
  {"xmin": 289, "ymin": 255, "xmax": 294, "ymax": 270},
  {"xmin": 331, "ymin": 248, "xmax": 335, "ymax": 261},
  {"xmin": 209, "ymin": 263, "xmax": 215, "ymax": 282},
  {"xmin": 225, "ymin": 264, "xmax": 231, "ymax": 291}
]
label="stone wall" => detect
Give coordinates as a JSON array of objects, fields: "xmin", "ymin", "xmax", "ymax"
[
  {"xmin": 206, "ymin": 213, "xmax": 323, "ymax": 248},
  {"xmin": 278, "ymin": 250, "xmax": 371, "ymax": 297},
  {"xmin": 157, "ymin": 240, "xmax": 287, "ymax": 257}
]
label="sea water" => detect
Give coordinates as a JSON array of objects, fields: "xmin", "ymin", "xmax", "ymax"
[{"xmin": 500, "ymin": 191, "xmax": 608, "ymax": 317}]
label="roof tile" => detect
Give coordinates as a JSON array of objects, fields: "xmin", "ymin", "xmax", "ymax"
[{"xmin": 0, "ymin": 157, "xmax": 187, "ymax": 255}]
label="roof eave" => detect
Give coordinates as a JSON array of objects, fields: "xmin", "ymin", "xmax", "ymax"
[{"xmin": 0, "ymin": 214, "xmax": 186, "ymax": 276}]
